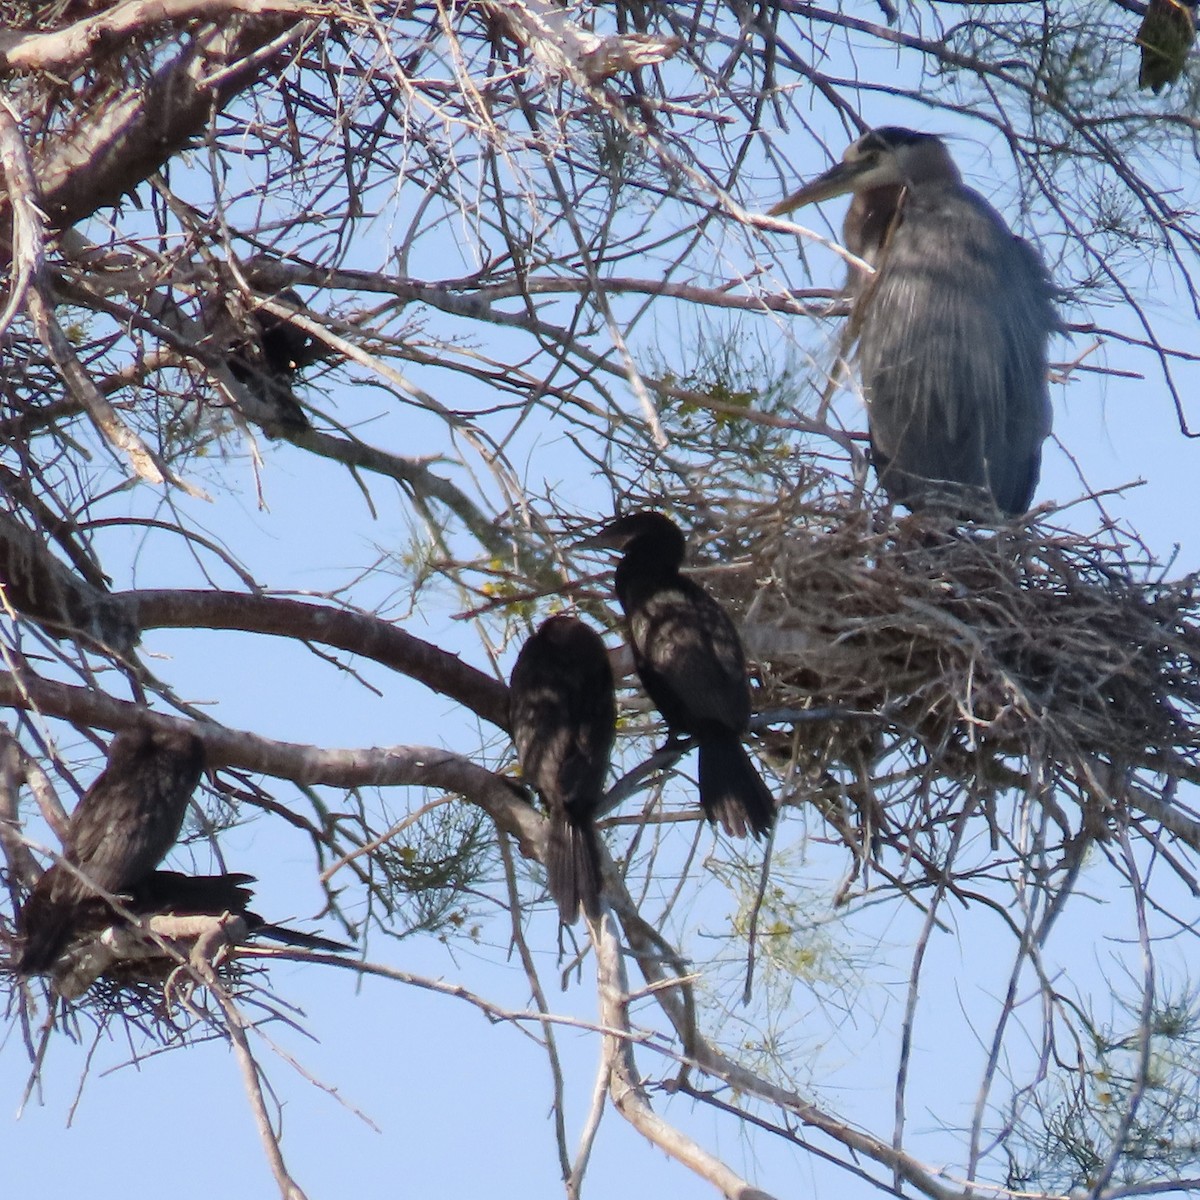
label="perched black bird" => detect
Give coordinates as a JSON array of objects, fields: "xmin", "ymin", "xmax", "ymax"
[
  {"xmin": 227, "ymin": 288, "xmax": 313, "ymax": 433},
  {"xmin": 16, "ymin": 726, "xmax": 205, "ymax": 974},
  {"xmin": 581, "ymin": 511, "xmax": 774, "ymax": 839},
  {"xmin": 509, "ymin": 616, "xmax": 616, "ymax": 923},
  {"xmin": 128, "ymin": 869, "xmax": 257, "ymax": 918},
  {"xmin": 50, "ymin": 870, "xmax": 351, "ymax": 952},
  {"xmin": 42, "ymin": 870, "xmax": 352, "ymax": 998},
  {"xmin": 110, "ymin": 871, "xmax": 350, "ymax": 951},
  {"xmin": 1137, "ymin": 0, "xmax": 1197, "ymax": 92},
  {"xmin": 0, "ymin": 509, "xmax": 137, "ymax": 656},
  {"xmin": 124, "ymin": 872, "xmax": 346, "ymax": 950}
]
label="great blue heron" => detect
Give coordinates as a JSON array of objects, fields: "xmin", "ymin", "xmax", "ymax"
[
  {"xmin": 1136, "ymin": 0, "xmax": 1197, "ymax": 92},
  {"xmin": 580, "ymin": 511, "xmax": 774, "ymax": 839},
  {"xmin": 509, "ymin": 616, "xmax": 617, "ymax": 922},
  {"xmin": 771, "ymin": 127, "xmax": 1060, "ymax": 519},
  {"xmin": 16, "ymin": 726, "xmax": 205, "ymax": 973}
]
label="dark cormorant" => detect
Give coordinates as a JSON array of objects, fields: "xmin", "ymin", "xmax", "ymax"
[
  {"xmin": 16, "ymin": 725, "xmax": 205, "ymax": 974},
  {"xmin": 228, "ymin": 288, "xmax": 313, "ymax": 433},
  {"xmin": 581, "ymin": 511, "xmax": 774, "ymax": 838},
  {"xmin": 41, "ymin": 870, "xmax": 351, "ymax": 997},
  {"xmin": 0, "ymin": 509, "xmax": 137, "ymax": 655},
  {"xmin": 509, "ymin": 616, "xmax": 616, "ymax": 922},
  {"xmin": 124, "ymin": 871, "xmax": 349, "ymax": 951}
]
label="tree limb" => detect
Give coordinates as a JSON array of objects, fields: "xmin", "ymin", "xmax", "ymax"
[{"xmin": 125, "ymin": 588, "xmax": 510, "ymax": 730}]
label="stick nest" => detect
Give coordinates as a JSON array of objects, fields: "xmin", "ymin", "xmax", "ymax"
[{"xmin": 684, "ymin": 487, "xmax": 1200, "ymax": 857}]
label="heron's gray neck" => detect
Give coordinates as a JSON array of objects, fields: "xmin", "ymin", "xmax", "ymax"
[{"xmin": 845, "ymin": 184, "xmax": 907, "ymax": 260}]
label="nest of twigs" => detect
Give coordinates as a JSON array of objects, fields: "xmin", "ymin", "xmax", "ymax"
[
  {"xmin": 0, "ymin": 904, "xmax": 266, "ymax": 1051},
  {"xmin": 672, "ymin": 486, "xmax": 1200, "ymax": 860}
]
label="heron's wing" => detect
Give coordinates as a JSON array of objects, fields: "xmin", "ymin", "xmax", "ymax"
[{"xmin": 857, "ymin": 184, "xmax": 1058, "ymax": 515}]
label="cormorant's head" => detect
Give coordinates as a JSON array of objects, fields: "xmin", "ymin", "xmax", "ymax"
[
  {"xmin": 578, "ymin": 511, "xmax": 687, "ymax": 564},
  {"xmin": 769, "ymin": 127, "xmax": 961, "ymax": 216},
  {"xmin": 531, "ymin": 613, "xmax": 604, "ymax": 653},
  {"xmin": 104, "ymin": 725, "xmax": 206, "ymax": 782}
]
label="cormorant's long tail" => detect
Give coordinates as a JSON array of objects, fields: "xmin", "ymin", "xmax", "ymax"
[
  {"xmin": 545, "ymin": 809, "xmax": 603, "ymax": 924},
  {"xmin": 697, "ymin": 732, "xmax": 775, "ymax": 838},
  {"xmin": 249, "ymin": 922, "xmax": 354, "ymax": 953}
]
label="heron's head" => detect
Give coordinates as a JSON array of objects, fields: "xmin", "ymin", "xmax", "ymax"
[{"xmin": 769, "ymin": 128, "xmax": 962, "ymax": 216}]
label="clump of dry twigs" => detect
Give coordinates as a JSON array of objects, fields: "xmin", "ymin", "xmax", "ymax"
[{"xmin": 658, "ymin": 482, "xmax": 1200, "ymax": 871}]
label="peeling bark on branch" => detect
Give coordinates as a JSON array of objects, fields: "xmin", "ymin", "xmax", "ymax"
[
  {"xmin": 0, "ymin": 97, "xmax": 44, "ymax": 339},
  {"xmin": 37, "ymin": 18, "xmax": 295, "ymax": 230},
  {"xmin": 26, "ymin": 287, "xmax": 171, "ymax": 486},
  {"xmin": 0, "ymin": 0, "xmax": 306, "ymax": 74},
  {"xmin": 0, "ymin": 672, "xmax": 538, "ymax": 848},
  {"xmin": 0, "ymin": 731, "xmax": 46, "ymax": 885},
  {"xmin": 482, "ymin": 0, "xmax": 681, "ymax": 84},
  {"xmin": 2, "ymin": 14, "xmax": 306, "ymax": 247},
  {"xmin": 55, "ymin": 911, "xmax": 252, "ymax": 1000}
]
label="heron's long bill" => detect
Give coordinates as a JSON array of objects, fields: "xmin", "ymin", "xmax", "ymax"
[{"xmin": 767, "ymin": 158, "xmax": 877, "ymax": 216}]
